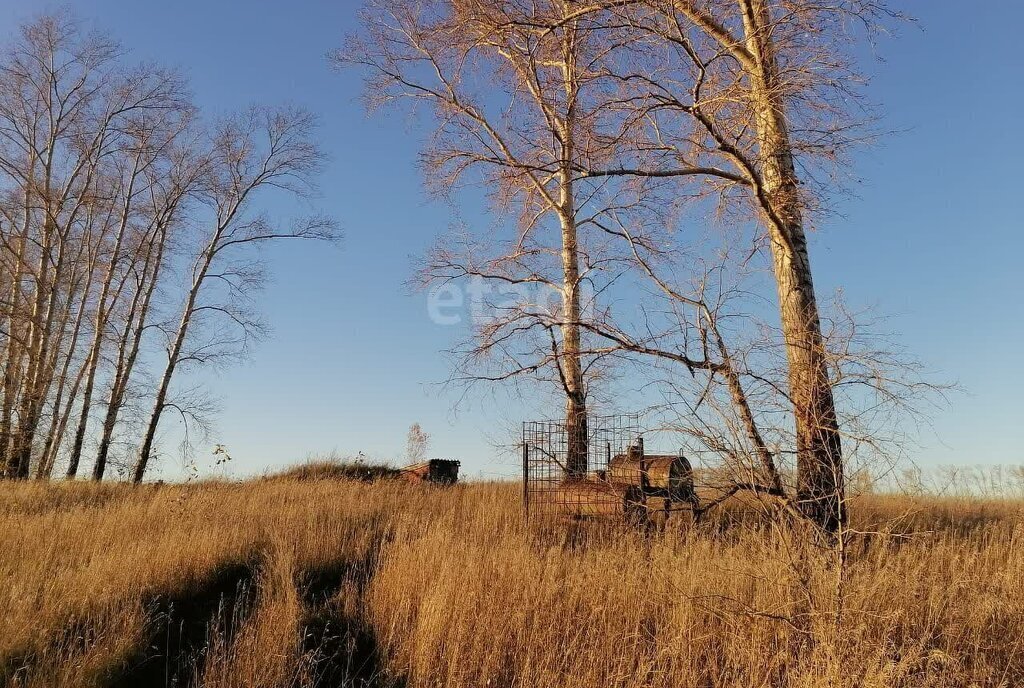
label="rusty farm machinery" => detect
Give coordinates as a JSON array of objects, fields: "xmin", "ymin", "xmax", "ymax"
[{"xmin": 522, "ymin": 415, "xmax": 699, "ymax": 524}]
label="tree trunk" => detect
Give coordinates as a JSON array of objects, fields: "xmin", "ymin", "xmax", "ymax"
[
  {"xmin": 10, "ymin": 126, "xmax": 92, "ymax": 477},
  {"xmin": 134, "ymin": 244, "xmax": 213, "ymax": 483},
  {"xmin": 92, "ymin": 319, "xmax": 134, "ymax": 480},
  {"xmin": 10, "ymin": 213, "xmax": 56, "ymax": 479},
  {"xmin": 38, "ymin": 351, "xmax": 89, "ymax": 479},
  {"xmin": 555, "ymin": 26, "xmax": 589, "ymax": 480},
  {"xmin": 134, "ymin": 354, "xmax": 174, "ymax": 484},
  {"xmin": 95, "ymin": 223, "xmax": 166, "ymax": 481},
  {"xmin": 740, "ymin": 0, "xmax": 844, "ymax": 533},
  {"xmin": 64, "ymin": 343, "xmax": 99, "ymax": 479},
  {"xmin": 560, "ymin": 213, "xmax": 588, "ymax": 478},
  {"xmin": 36, "ymin": 263, "xmax": 93, "ymax": 478},
  {"xmin": 0, "ymin": 181, "xmax": 32, "ymax": 476},
  {"xmin": 67, "ymin": 162, "xmax": 140, "ymax": 478},
  {"xmin": 0, "ymin": 293, "xmax": 26, "ymax": 478},
  {"xmin": 558, "ymin": 162, "xmax": 587, "ymax": 477}
]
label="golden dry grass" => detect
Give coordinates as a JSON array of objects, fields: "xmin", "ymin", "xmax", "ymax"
[{"xmin": 1, "ymin": 476, "xmax": 1023, "ymax": 687}]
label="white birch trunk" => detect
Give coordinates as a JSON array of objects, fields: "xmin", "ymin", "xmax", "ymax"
[{"xmin": 739, "ymin": 0, "xmax": 844, "ymax": 532}]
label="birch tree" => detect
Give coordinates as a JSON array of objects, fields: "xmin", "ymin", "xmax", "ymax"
[
  {"xmin": 542, "ymin": 0, "xmax": 903, "ymax": 532},
  {"xmin": 339, "ymin": 0, "xmax": 657, "ymax": 475},
  {"xmin": 33, "ymin": 216, "xmax": 100, "ymax": 478},
  {"xmin": 91, "ymin": 134, "xmax": 200, "ymax": 480},
  {"xmin": 0, "ymin": 15, "xmax": 187, "ymax": 478},
  {"xmin": 132, "ymin": 107, "xmax": 336, "ymax": 483},
  {"xmin": 579, "ymin": 223, "xmax": 930, "ymax": 528},
  {"xmin": 0, "ymin": 20, "xmax": 121, "ymax": 477},
  {"xmin": 405, "ymin": 423, "xmax": 430, "ymax": 464},
  {"xmin": 0, "ymin": 13, "xmax": 335, "ymax": 482},
  {"xmin": 66, "ymin": 115, "xmax": 189, "ymax": 478}
]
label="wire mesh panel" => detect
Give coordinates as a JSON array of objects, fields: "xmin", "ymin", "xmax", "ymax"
[{"xmin": 522, "ymin": 414, "xmax": 642, "ymax": 518}]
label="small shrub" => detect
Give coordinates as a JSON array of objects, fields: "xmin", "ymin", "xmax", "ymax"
[{"xmin": 269, "ymin": 458, "xmax": 401, "ymax": 483}]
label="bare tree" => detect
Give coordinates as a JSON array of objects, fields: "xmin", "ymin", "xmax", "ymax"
[
  {"xmin": 580, "ymin": 224, "xmax": 930, "ymax": 524},
  {"xmin": 66, "ymin": 100, "xmax": 191, "ymax": 478},
  {"xmin": 338, "ymin": 0, "xmax": 666, "ymax": 475},
  {"xmin": 405, "ymin": 422, "xmax": 431, "ymax": 464},
  {"xmin": 34, "ymin": 225, "xmax": 100, "ymax": 478},
  {"xmin": 515, "ymin": 0, "xmax": 905, "ymax": 532},
  {"xmin": 132, "ymin": 107, "xmax": 336, "ymax": 483},
  {"xmin": 0, "ymin": 17, "xmax": 118, "ymax": 476},
  {"xmin": 91, "ymin": 136, "xmax": 200, "ymax": 481},
  {"xmin": 340, "ymin": 0, "xmax": 917, "ymax": 534},
  {"xmin": 0, "ymin": 13, "xmax": 334, "ymax": 483},
  {"xmin": 0, "ymin": 15, "xmax": 186, "ymax": 478}
]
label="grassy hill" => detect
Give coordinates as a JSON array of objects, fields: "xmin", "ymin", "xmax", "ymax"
[{"xmin": 1, "ymin": 476, "xmax": 1022, "ymax": 687}]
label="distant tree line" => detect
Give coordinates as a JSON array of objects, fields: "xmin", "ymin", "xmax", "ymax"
[{"xmin": 0, "ymin": 13, "xmax": 336, "ymax": 482}]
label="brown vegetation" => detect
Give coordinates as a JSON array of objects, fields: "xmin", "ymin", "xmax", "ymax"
[
  {"xmin": 269, "ymin": 458, "xmax": 402, "ymax": 483},
  {"xmin": 2, "ymin": 476, "xmax": 1023, "ymax": 687}
]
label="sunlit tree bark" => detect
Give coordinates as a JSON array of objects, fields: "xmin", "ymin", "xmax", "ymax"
[{"xmin": 557, "ymin": 0, "xmax": 900, "ymax": 531}]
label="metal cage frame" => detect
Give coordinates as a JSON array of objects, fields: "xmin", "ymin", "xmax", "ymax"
[
  {"xmin": 522, "ymin": 413, "xmax": 641, "ymax": 517},
  {"xmin": 522, "ymin": 413, "xmax": 700, "ymax": 521}
]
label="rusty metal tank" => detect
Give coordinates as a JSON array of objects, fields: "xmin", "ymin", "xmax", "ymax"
[
  {"xmin": 534, "ymin": 479, "xmax": 647, "ymax": 520},
  {"xmin": 607, "ymin": 446, "xmax": 696, "ymax": 504}
]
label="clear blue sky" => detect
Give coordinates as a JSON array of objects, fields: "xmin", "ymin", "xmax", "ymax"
[{"xmin": 1, "ymin": 1, "xmax": 1020, "ymax": 479}]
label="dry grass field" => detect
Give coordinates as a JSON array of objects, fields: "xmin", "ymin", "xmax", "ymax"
[{"xmin": 2, "ymin": 473, "xmax": 1023, "ymax": 688}]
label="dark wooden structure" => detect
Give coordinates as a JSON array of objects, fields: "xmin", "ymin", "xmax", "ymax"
[{"xmin": 400, "ymin": 459, "xmax": 460, "ymax": 485}]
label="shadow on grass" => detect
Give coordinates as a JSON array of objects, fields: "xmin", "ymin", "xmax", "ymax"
[
  {"xmin": 298, "ymin": 553, "xmax": 405, "ymax": 688},
  {"xmin": 0, "ymin": 561, "xmax": 255, "ymax": 687},
  {"xmin": 104, "ymin": 561, "xmax": 256, "ymax": 688},
  {"xmin": 10, "ymin": 524, "xmax": 402, "ymax": 687}
]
